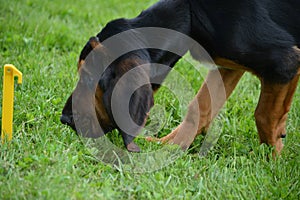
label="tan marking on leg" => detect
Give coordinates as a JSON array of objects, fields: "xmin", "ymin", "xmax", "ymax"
[
  {"xmin": 154, "ymin": 61, "xmax": 245, "ymax": 149},
  {"xmin": 255, "ymin": 74, "xmax": 299, "ymax": 155},
  {"xmin": 151, "ymin": 58, "xmax": 247, "ymax": 146}
]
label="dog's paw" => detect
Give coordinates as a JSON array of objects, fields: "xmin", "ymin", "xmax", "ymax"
[{"xmin": 126, "ymin": 142, "xmax": 141, "ymax": 152}]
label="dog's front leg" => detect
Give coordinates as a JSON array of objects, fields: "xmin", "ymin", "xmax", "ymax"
[{"xmin": 152, "ymin": 67, "xmax": 244, "ymax": 149}]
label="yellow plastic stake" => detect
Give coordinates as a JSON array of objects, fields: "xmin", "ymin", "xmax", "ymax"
[{"xmin": 1, "ymin": 64, "xmax": 22, "ymax": 143}]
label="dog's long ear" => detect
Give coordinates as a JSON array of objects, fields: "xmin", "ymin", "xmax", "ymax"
[
  {"xmin": 129, "ymin": 84, "xmax": 154, "ymax": 127},
  {"xmin": 100, "ymin": 58, "xmax": 153, "ymax": 134},
  {"xmin": 120, "ymin": 84, "xmax": 153, "ymax": 149}
]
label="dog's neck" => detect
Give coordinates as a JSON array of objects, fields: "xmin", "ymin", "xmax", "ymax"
[
  {"xmin": 131, "ymin": 0, "xmax": 191, "ymax": 34},
  {"xmin": 130, "ymin": 0, "xmax": 192, "ymax": 65}
]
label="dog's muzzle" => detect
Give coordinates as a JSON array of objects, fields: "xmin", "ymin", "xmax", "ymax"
[{"xmin": 60, "ymin": 114, "xmax": 76, "ymax": 131}]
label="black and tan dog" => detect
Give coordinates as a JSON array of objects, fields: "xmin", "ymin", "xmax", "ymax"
[{"xmin": 61, "ymin": 0, "xmax": 300, "ymax": 153}]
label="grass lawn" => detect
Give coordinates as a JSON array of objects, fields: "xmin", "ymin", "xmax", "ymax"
[{"xmin": 0, "ymin": 0, "xmax": 299, "ymax": 199}]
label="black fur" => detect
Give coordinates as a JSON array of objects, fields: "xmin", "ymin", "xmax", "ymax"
[{"xmin": 81, "ymin": 0, "xmax": 300, "ymax": 83}]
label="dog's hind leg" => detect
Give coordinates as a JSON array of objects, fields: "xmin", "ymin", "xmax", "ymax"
[
  {"xmin": 255, "ymin": 74, "xmax": 299, "ymax": 155},
  {"xmin": 150, "ymin": 67, "xmax": 244, "ymax": 149}
]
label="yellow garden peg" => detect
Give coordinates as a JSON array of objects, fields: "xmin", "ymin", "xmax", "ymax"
[{"xmin": 1, "ymin": 64, "xmax": 22, "ymax": 143}]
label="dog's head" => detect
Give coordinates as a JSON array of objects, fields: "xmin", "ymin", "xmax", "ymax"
[{"xmin": 61, "ymin": 35, "xmax": 154, "ymax": 140}]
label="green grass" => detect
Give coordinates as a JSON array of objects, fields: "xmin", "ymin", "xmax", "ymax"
[{"xmin": 0, "ymin": 0, "xmax": 300, "ymax": 199}]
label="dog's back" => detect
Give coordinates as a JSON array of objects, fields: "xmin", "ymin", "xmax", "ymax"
[
  {"xmin": 266, "ymin": 0, "xmax": 300, "ymax": 44},
  {"xmin": 189, "ymin": 0, "xmax": 300, "ymax": 83}
]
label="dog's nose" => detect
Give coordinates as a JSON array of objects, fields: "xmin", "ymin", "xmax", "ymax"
[
  {"xmin": 281, "ymin": 133, "xmax": 287, "ymax": 138},
  {"xmin": 60, "ymin": 114, "xmax": 77, "ymax": 131},
  {"xmin": 60, "ymin": 114, "xmax": 73, "ymax": 125}
]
